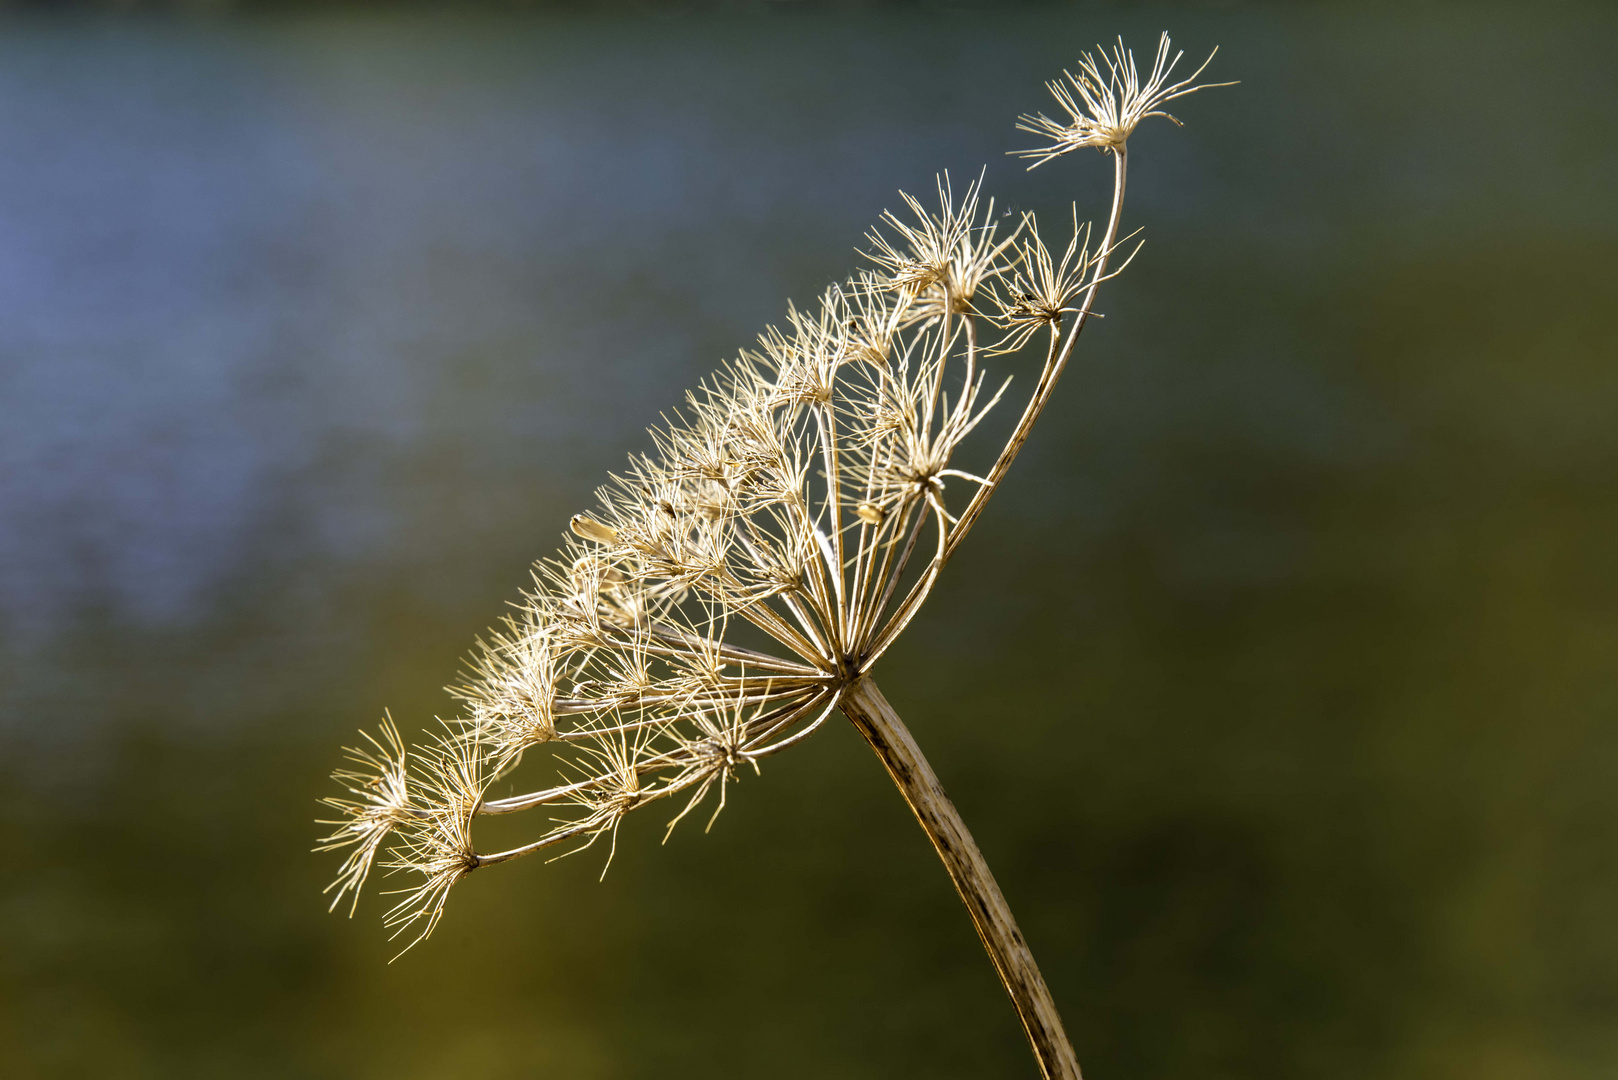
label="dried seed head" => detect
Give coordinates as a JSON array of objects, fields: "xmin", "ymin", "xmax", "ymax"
[
  {"xmin": 1012, "ymin": 33, "xmax": 1232, "ymax": 166},
  {"xmin": 454, "ymin": 625, "xmax": 558, "ymax": 755},
  {"xmin": 315, "ymin": 714, "xmax": 415, "ymax": 917},
  {"xmin": 320, "ymin": 35, "xmax": 1207, "ymax": 950},
  {"xmin": 382, "ymin": 809, "xmax": 479, "ymax": 956},
  {"xmin": 375, "ymin": 726, "xmax": 488, "ymax": 955},
  {"xmin": 987, "ymin": 210, "xmax": 1100, "ymax": 355}
]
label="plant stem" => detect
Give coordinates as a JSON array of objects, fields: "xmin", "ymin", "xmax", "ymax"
[
  {"xmin": 942, "ymin": 144, "xmax": 1128, "ymax": 566},
  {"xmin": 840, "ymin": 677, "xmax": 1082, "ymax": 1080}
]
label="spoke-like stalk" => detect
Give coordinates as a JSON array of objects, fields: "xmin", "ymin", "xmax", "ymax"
[
  {"xmin": 812, "ymin": 404, "xmax": 850, "ymax": 654},
  {"xmin": 943, "ymin": 145, "xmax": 1129, "ymax": 565},
  {"xmin": 856, "ymin": 497, "xmax": 926, "ymax": 654},
  {"xmin": 858, "ymin": 495, "xmax": 949, "ymax": 667},
  {"xmin": 840, "ymin": 676, "xmax": 1082, "ymax": 1080}
]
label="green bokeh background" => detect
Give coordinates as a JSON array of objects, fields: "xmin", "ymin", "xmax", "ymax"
[{"xmin": 2, "ymin": 4, "xmax": 1616, "ymax": 1078}]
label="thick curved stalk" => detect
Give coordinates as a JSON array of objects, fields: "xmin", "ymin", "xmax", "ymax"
[{"xmin": 840, "ymin": 677, "xmax": 1082, "ymax": 1080}]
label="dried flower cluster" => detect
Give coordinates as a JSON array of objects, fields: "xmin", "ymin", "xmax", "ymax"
[
  {"xmin": 1014, "ymin": 34, "xmax": 1232, "ymax": 165},
  {"xmin": 319, "ymin": 32, "xmax": 1225, "ymax": 963}
]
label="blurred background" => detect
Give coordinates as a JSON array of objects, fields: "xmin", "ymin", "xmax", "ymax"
[{"xmin": 2, "ymin": 2, "xmax": 1617, "ymax": 1078}]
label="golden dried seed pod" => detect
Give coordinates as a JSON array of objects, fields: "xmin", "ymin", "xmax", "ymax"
[{"xmin": 569, "ymin": 515, "xmax": 619, "ymax": 544}]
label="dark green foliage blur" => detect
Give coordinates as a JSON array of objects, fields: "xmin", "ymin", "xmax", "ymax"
[{"xmin": 2, "ymin": 5, "xmax": 1616, "ymax": 1078}]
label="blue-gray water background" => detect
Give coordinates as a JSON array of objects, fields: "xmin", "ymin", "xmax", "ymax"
[{"xmin": 2, "ymin": 4, "xmax": 1617, "ymax": 1078}]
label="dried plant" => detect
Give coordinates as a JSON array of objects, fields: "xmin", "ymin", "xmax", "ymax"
[{"xmin": 319, "ymin": 33, "xmax": 1227, "ymax": 1080}]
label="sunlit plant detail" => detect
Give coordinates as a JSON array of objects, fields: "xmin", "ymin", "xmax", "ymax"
[
  {"xmin": 1013, "ymin": 34, "xmax": 1233, "ymax": 165},
  {"xmin": 319, "ymin": 33, "xmax": 1226, "ymax": 1080}
]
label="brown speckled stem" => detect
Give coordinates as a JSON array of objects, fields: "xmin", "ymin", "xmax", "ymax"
[{"xmin": 841, "ymin": 677, "xmax": 1082, "ymax": 1080}]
